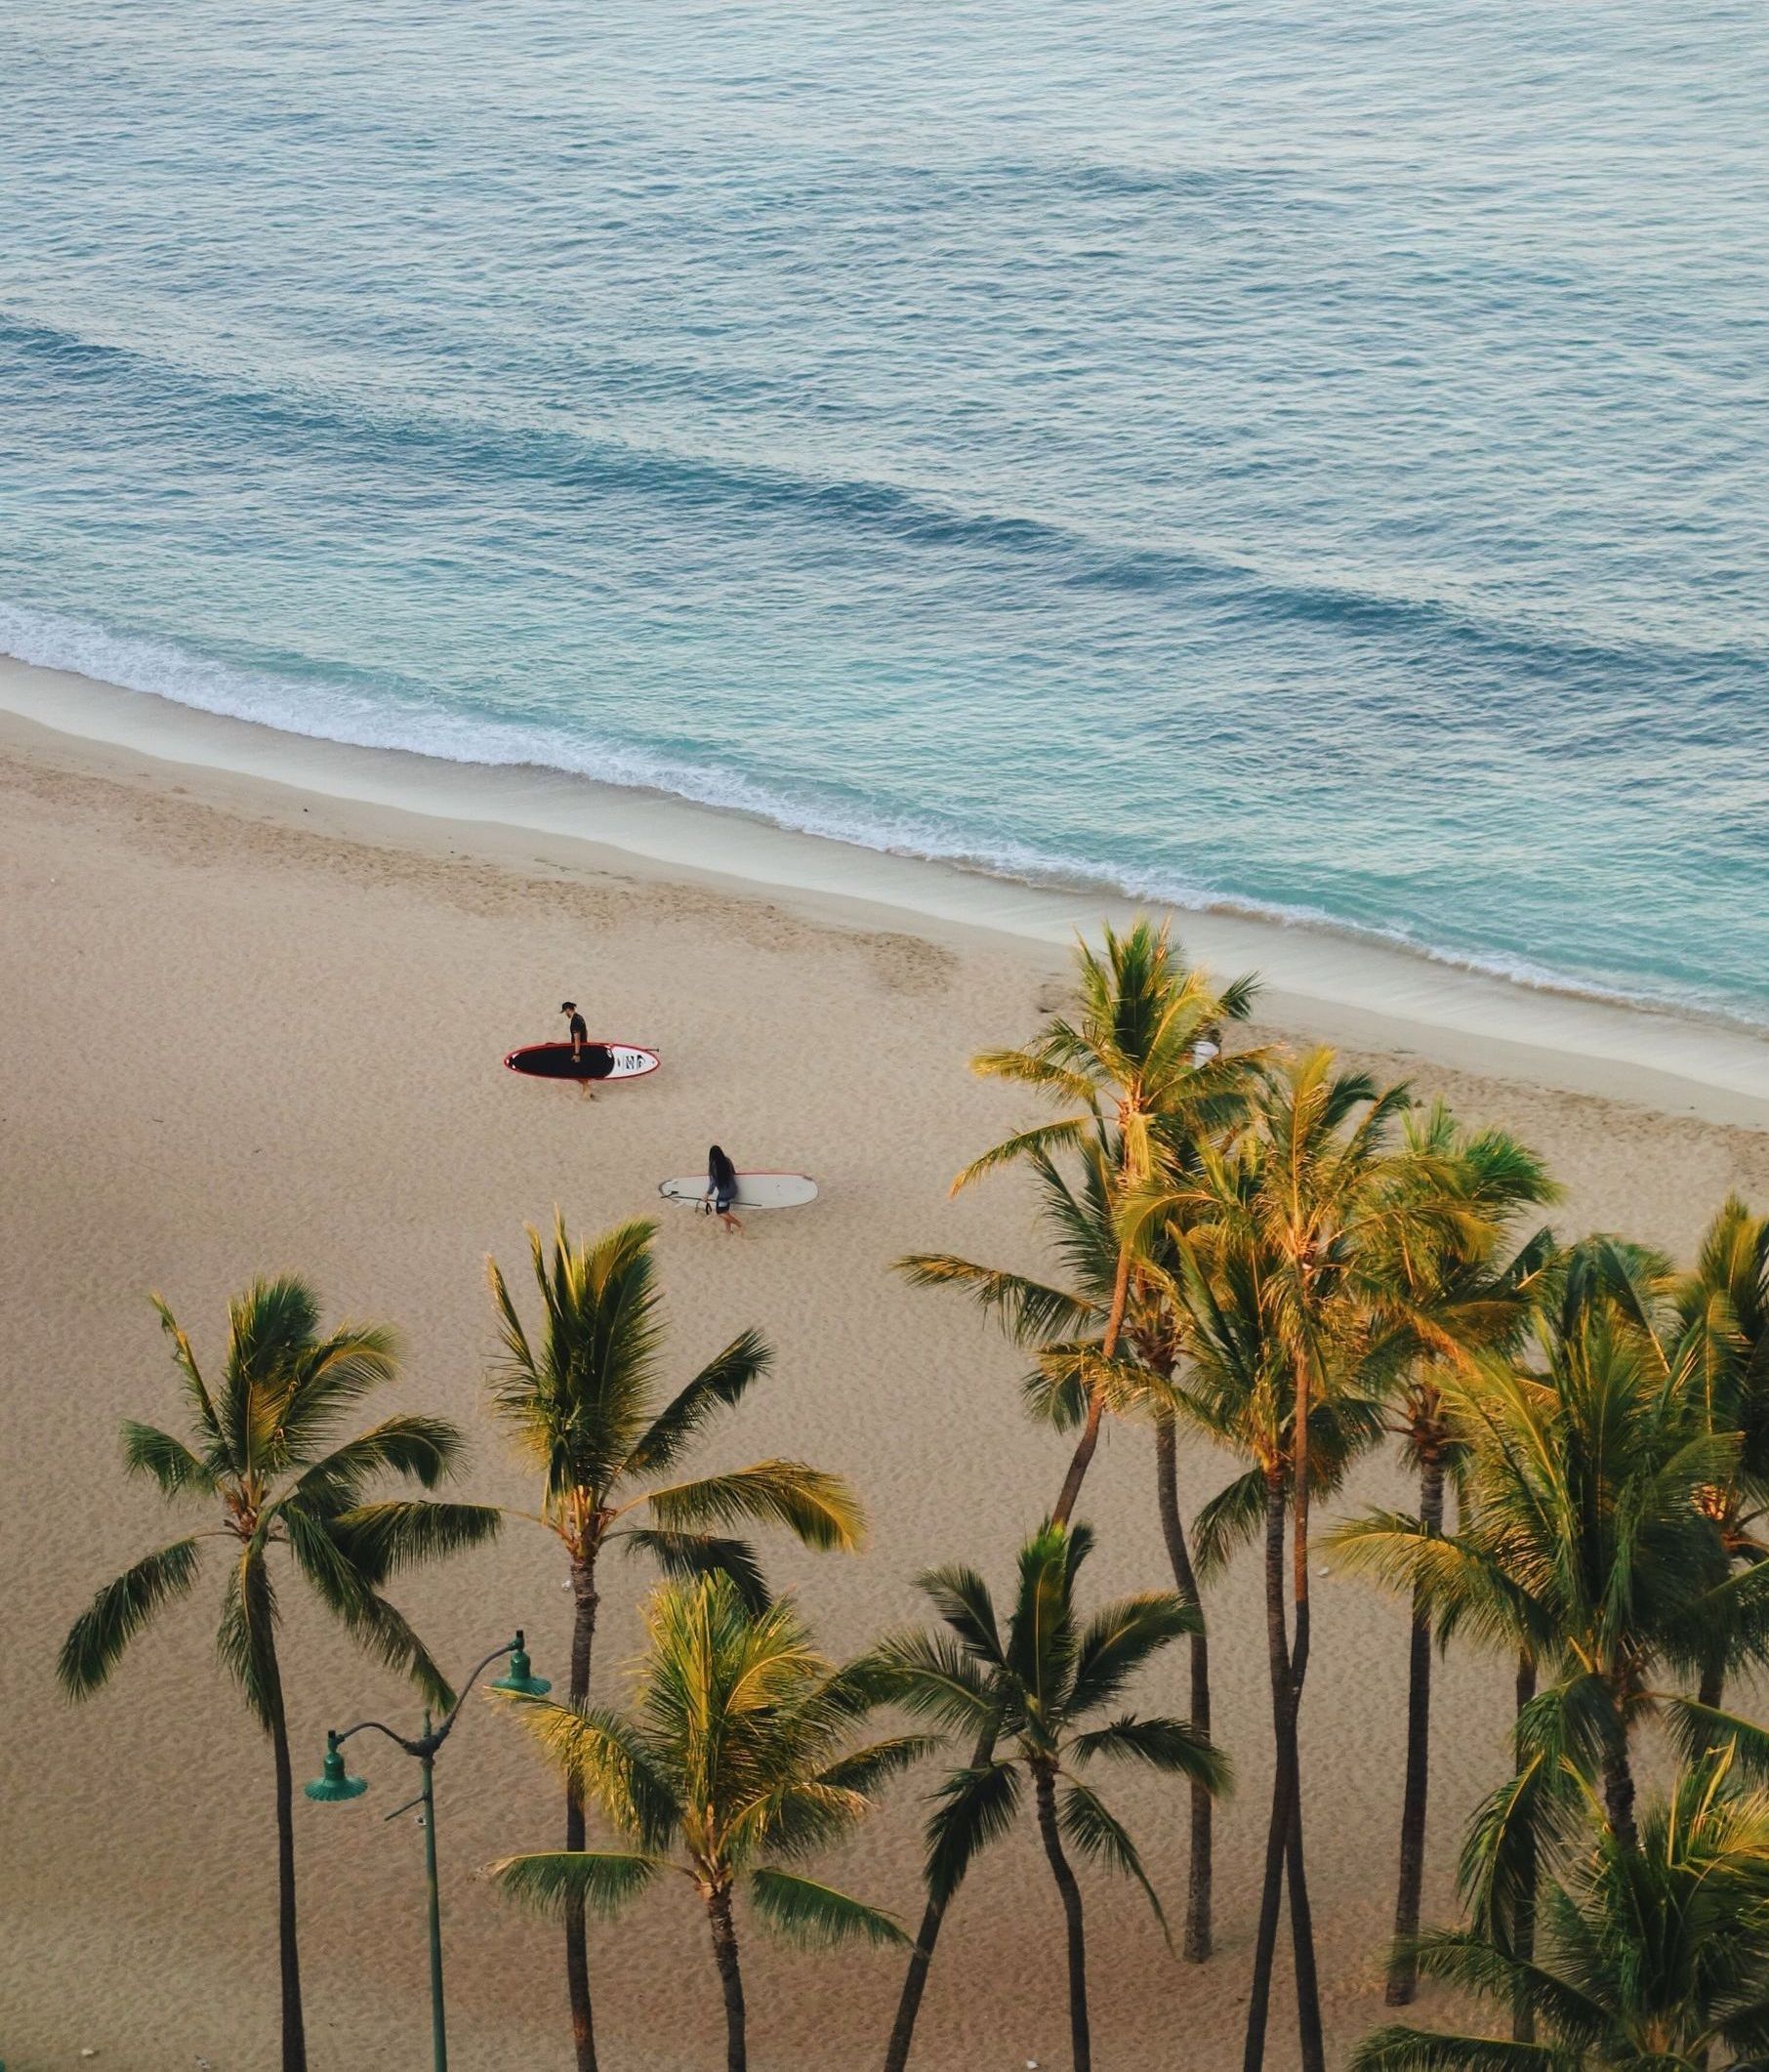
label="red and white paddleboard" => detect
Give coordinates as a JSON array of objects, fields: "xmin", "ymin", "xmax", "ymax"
[{"xmin": 504, "ymin": 1041, "xmax": 660, "ymax": 1083}]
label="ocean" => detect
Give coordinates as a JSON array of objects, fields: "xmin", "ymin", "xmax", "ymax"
[{"xmin": 4, "ymin": 2, "xmax": 1766, "ymax": 1022}]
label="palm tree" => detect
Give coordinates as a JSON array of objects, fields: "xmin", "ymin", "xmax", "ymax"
[
  {"xmin": 875, "ymin": 1518, "xmax": 1228, "ymax": 2072},
  {"xmin": 1174, "ymin": 1225, "xmax": 1386, "ymax": 2072},
  {"xmin": 1670, "ymin": 1196, "xmax": 1769, "ymax": 1720},
  {"xmin": 1138, "ymin": 1048, "xmax": 1484, "ymax": 2072},
  {"xmin": 902, "ymin": 1126, "xmax": 1224, "ymax": 1961},
  {"xmin": 1350, "ymin": 1748, "xmax": 1769, "ymax": 2070},
  {"xmin": 59, "ymin": 1278, "xmax": 500, "ymax": 2072},
  {"xmin": 492, "ymin": 1574, "xmax": 922, "ymax": 2072},
  {"xmin": 486, "ymin": 1215, "xmax": 864, "ymax": 2072},
  {"xmin": 958, "ymin": 917, "xmax": 1257, "ymax": 1520},
  {"xmin": 881, "ymin": 921, "xmax": 1255, "ymax": 2069},
  {"xmin": 1349, "ymin": 1103, "xmax": 1558, "ymax": 2004},
  {"xmin": 1328, "ymin": 1280, "xmax": 1769, "ymax": 2016}
]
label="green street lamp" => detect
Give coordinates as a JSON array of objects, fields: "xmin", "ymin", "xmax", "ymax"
[{"xmin": 306, "ymin": 1632, "xmax": 551, "ymax": 2072}]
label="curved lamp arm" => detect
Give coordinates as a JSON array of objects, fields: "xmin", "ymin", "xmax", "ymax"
[{"xmin": 333, "ymin": 1637, "xmax": 523, "ymax": 1760}]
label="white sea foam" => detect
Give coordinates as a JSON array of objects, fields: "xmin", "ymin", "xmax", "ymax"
[{"xmin": 5, "ymin": 601, "xmax": 1761, "ymax": 1039}]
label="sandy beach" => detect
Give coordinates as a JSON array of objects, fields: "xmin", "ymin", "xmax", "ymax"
[{"xmin": 4, "ymin": 665, "xmax": 1768, "ymax": 2072}]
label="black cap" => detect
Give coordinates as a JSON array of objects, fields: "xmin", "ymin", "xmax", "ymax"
[{"xmin": 560, "ymin": 1001, "xmax": 576, "ymax": 1013}]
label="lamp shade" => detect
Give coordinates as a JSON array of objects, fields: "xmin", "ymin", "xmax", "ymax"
[
  {"xmin": 490, "ymin": 1631, "xmax": 552, "ymax": 1699},
  {"xmin": 305, "ymin": 1731, "xmax": 368, "ymax": 1803}
]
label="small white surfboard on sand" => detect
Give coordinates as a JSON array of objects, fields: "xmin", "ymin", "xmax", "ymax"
[{"xmin": 658, "ymin": 1173, "xmax": 820, "ymax": 1211}]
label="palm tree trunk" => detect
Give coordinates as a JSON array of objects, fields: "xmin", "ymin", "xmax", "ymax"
[
  {"xmin": 1051, "ymin": 1248, "xmax": 1132, "ymax": 1527},
  {"xmin": 706, "ymin": 1884, "xmax": 748, "ymax": 2072},
  {"xmin": 1154, "ymin": 1407, "xmax": 1212, "ymax": 1964},
  {"xmin": 1511, "ymin": 1654, "xmax": 1537, "ymax": 2047},
  {"xmin": 1385, "ymin": 1448, "xmax": 1445, "ymax": 2005},
  {"xmin": 1603, "ymin": 1725, "xmax": 1637, "ymax": 1849},
  {"xmin": 1051, "ymin": 1394, "xmax": 1104, "ymax": 1529},
  {"xmin": 1033, "ymin": 1762, "xmax": 1090, "ymax": 2072},
  {"xmin": 1244, "ymin": 1472, "xmax": 1292, "ymax": 2072},
  {"xmin": 263, "ymin": 1643, "xmax": 309, "ymax": 2072},
  {"xmin": 1285, "ymin": 1773, "xmax": 1325, "ymax": 2072},
  {"xmin": 1287, "ymin": 1359, "xmax": 1325, "ymax": 2072},
  {"xmin": 564, "ymin": 1544, "xmax": 600, "ymax": 2072},
  {"xmin": 884, "ymin": 1887, "xmax": 951, "ymax": 2072}
]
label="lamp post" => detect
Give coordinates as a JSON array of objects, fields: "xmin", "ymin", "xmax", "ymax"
[{"xmin": 306, "ymin": 1633, "xmax": 551, "ymax": 2072}]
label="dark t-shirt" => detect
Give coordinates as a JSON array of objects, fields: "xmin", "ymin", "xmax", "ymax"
[{"xmin": 568, "ymin": 1013, "xmax": 589, "ymax": 1044}]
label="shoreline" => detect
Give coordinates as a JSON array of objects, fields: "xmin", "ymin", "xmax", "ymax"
[{"xmin": 2, "ymin": 649, "xmax": 1765, "ymax": 1130}]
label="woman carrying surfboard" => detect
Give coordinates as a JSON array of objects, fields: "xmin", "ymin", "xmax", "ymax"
[
  {"xmin": 707, "ymin": 1144, "xmax": 742, "ymax": 1233},
  {"xmin": 656, "ymin": 1169, "xmax": 818, "ymax": 1213}
]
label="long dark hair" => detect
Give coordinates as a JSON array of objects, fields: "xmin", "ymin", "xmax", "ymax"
[{"xmin": 708, "ymin": 1144, "xmax": 736, "ymax": 1190}]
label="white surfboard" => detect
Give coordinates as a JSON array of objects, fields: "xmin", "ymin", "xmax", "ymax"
[{"xmin": 658, "ymin": 1172, "xmax": 820, "ymax": 1211}]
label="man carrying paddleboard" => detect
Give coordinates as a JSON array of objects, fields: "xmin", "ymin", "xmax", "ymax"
[{"xmin": 559, "ymin": 1000, "xmax": 606, "ymax": 1097}]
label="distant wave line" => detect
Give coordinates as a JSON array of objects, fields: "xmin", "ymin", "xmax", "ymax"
[{"xmin": 2, "ymin": 309, "xmax": 1759, "ymax": 680}]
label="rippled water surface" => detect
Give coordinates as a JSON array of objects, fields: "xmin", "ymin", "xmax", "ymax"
[{"xmin": 4, "ymin": 3, "xmax": 1766, "ymax": 1017}]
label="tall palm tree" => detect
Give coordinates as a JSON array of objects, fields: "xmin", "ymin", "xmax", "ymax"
[
  {"xmin": 1139, "ymin": 1048, "xmax": 1484, "ymax": 2072},
  {"xmin": 492, "ymin": 1574, "xmax": 922, "ymax": 2072},
  {"xmin": 882, "ymin": 920, "xmax": 1255, "ymax": 2070},
  {"xmin": 486, "ymin": 1215, "xmax": 864, "ymax": 2072},
  {"xmin": 1174, "ymin": 1229, "xmax": 1386, "ymax": 2072},
  {"xmin": 60, "ymin": 1279, "xmax": 500, "ymax": 2072},
  {"xmin": 1350, "ymin": 1748, "xmax": 1769, "ymax": 2070},
  {"xmin": 959, "ymin": 918, "xmax": 1257, "ymax": 1519},
  {"xmin": 902, "ymin": 1126, "xmax": 1225, "ymax": 1960},
  {"xmin": 1669, "ymin": 1196, "xmax": 1769, "ymax": 1719},
  {"xmin": 875, "ymin": 1518, "xmax": 1228, "ymax": 2072},
  {"xmin": 1348, "ymin": 1103, "xmax": 1558, "ymax": 2004},
  {"xmin": 1329, "ymin": 1283, "xmax": 1769, "ymax": 2006}
]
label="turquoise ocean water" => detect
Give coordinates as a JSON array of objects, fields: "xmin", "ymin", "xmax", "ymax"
[{"xmin": 4, "ymin": 5, "xmax": 1766, "ymax": 1021}]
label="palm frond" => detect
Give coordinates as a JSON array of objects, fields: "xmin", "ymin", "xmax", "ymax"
[
  {"xmin": 59, "ymin": 1538, "xmax": 204, "ymax": 1697},
  {"xmin": 510, "ymin": 1696, "xmax": 680, "ymax": 1845},
  {"xmin": 814, "ymin": 1734, "xmax": 941, "ymax": 1797},
  {"xmin": 281, "ymin": 1507, "xmax": 458, "ymax": 1709},
  {"xmin": 149, "ymin": 1295, "xmax": 223, "ymax": 1452},
  {"xmin": 485, "ymin": 1215, "xmax": 666, "ymax": 1500},
  {"xmin": 1058, "ymin": 1778, "xmax": 1170, "ymax": 1941},
  {"xmin": 1347, "ymin": 2026, "xmax": 1555, "ymax": 2070},
  {"xmin": 895, "ymin": 1254, "xmax": 1096, "ymax": 1347},
  {"xmin": 1068, "ymin": 1714, "xmax": 1228, "ymax": 1793},
  {"xmin": 276, "ymin": 1321, "xmax": 402, "ymax": 1458},
  {"xmin": 623, "ymin": 1529, "xmax": 771, "ymax": 1613},
  {"xmin": 642, "ymin": 1462, "xmax": 863, "ymax": 1552},
  {"xmin": 324, "ymin": 1500, "xmax": 503, "ymax": 1586},
  {"xmin": 1192, "ymin": 1467, "xmax": 1273, "ymax": 1578},
  {"xmin": 866, "ymin": 1628, "xmax": 1001, "ymax": 1734},
  {"xmin": 216, "ymin": 1542, "xmax": 281, "ymax": 1730},
  {"xmin": 1408, "ymin": 1929, "xmax": 1609, "ymax": 2047},
  {"xmin": 119, "ymin": 1422, "xmax": 218, "ymax": 1500},
  {"xmin": 1068, "ymin": 1594, "xmax": 1198, "ymax": 1716},
  {"xmin": 1663, "ymin": 1697, "xmax": 1769, "ymax": 1785},
  {"xmin": 747, "ymin": 1868, "xmax": 908, "ymax": 1948},
  {"xmin": 949, "ymin": 1118, "xmax": 1093, "ymax": 1195},
  {"xmin": 619, "ymin": 1329, "xmax": 773, "ymax": 1480},
  {"xmin": 924, "ymin": 1760, "xmax": 1021, "ymax": 1907},
  {"xmin": 1004, "ymin": 1521, "xmax": 1082, "ymax": 1717},
  {"xmin": 490, "ymin": 1848, "xmax": 669, "ymax": 1920},
  {"xmin": 291, "ymin": 1417, "xmax": 466, "ymax": 1510},
  {"xmin": 914, "ymin": 1562, "xmax": 1004, "ymax": 1666}
]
